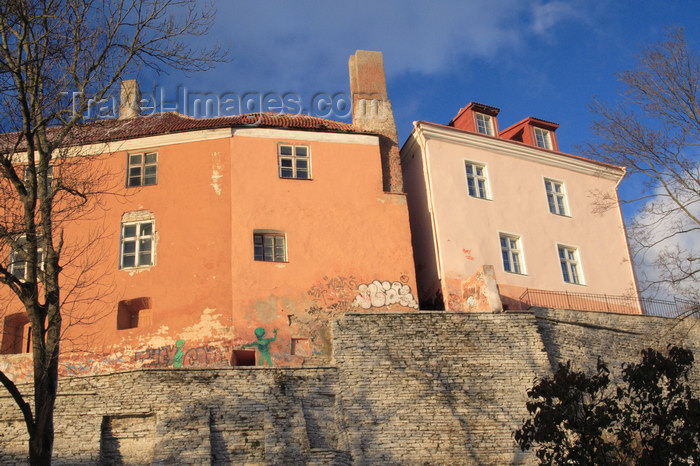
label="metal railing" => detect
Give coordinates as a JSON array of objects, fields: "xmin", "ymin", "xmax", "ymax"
[{"xmin": 518, "ymin": 288, "xmax": 698, "ymax": 319}]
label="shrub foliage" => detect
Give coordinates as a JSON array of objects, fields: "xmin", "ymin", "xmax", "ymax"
[{"xmin": 515, "ymin": 346, "xmax": 700, "ymax": 465}]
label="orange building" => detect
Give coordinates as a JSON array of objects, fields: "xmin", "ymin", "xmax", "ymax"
[
  {"xmin": 401, "ymin": 102, "xmax": 640, "ymax": 312},
  {"xmin": 0, "ymin": 51, "xmax": 418, "ymax": 381}
]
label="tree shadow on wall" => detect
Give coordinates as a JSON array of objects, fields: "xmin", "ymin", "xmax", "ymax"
[
  {"xmin": 98, "ymin": 417, "xmax": 124, "ymax": 465},
  {"xmin": 533, "ymin": 308, "xmax": 700, "ymax": 383},
  {"xmin": 334, "ymin": 312, "xmax": 551, "ymax": 465}
]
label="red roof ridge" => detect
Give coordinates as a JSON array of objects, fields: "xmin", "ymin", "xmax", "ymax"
[
  {"xmin": 413, "ymin": 120, "xmax": 624, "ymax": 172},
  {"xmin": 0, "ymin": 111, "xmax": 360, "ymax": 152}
]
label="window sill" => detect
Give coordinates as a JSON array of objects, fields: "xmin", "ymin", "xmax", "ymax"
[{"xmin": 120, "ymin": 266, "xmax": 154, "ymax": 274}]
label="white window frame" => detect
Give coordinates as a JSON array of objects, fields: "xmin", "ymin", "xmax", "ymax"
[
  {"xmin": 534, "ymin": 127, "xmax": 552, "ymax": 150},
  {"xmin": 464, "ymin": 160, "xmax": 490, "ymax": 200},
  {"xmin": 8, "ymin": 237, "xmax": 43, "ymax": 281},
  {"xmin": 253, "ymin": 231, "xmax": 287, "ymax": 262},
  {"xmin": 499, "ymin": 233, "xmax": 525, "ymax": 275},
  {"xmin": 558, "ymin": 244, "xmax": 583, "ymax": 285},
  {"xmin": 23, "ymin": 165, "xmax": 54, "ymax": 192},
  {"xmin": 474, "ymin": 113, "xmax": 494, "ymax": 136},
  {"xmin": 127, "ymin": 152, "xmax": 158, "ymax": 187},
  {"xmin": 544, "ymin": 178, "xmax": 568, "ymax": 216},
  {"xmin": 278, "ymin": 144, "xmax": 310, "ymax": 180},
  {"xmin": 120, "ymin": 220, "xmax": 155, "ymax": 269}
]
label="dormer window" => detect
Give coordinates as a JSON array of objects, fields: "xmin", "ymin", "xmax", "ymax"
[
  {"xmin": 475, "ymin": 113, "xmax": 494, "ymax": 136},
  {"xmin": 449, "ymin": 102, "xmax": 500, "ymax": 134},
  {"xmin": 500, "ymin": 117, "xmax": 559, "ymax": 151},
  {"xmin": 534, "ymin": 128, "xmax": 552, "ymax": 150}
]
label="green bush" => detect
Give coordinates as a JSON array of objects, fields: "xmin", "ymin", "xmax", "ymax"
[{"xmin": 515, "ymin": 346, "xmax": 700, "ymax": 465}]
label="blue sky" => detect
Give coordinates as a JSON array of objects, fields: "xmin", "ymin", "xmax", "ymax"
[{"xmin": 144, "ymin": 0, "xmax": 700, "ymax": 217}]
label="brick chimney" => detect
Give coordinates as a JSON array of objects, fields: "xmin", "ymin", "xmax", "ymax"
[
  {"xmin": 119, "ymin": 80, "xmax": 141, "ymax": 120},
  {"xmin": 349, "ymin": 51, "xmax": 403, "ymax": 193}
]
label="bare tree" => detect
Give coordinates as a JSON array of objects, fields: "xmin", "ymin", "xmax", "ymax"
[
  {"xmin": 0, "ymin": 0, "xmax": 226, "ymax": 463},
  {"xmin": 585, "ymin": 27, "xmax": 700, "ymax": 301}
]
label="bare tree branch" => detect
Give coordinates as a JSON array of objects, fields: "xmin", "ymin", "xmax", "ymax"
[
  {"xmin": 584, "ymin": 27, "xmax": 700, "ymax": 301},
  {"xmin": 0, "ymin": 0, "xmax": 228, "ymax": 462}
]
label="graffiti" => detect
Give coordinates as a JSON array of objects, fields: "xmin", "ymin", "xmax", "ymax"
[
  {"xmin": 135, "ymin": 344, "xmax": 176, "ymax": 367},
  {"xmin": 462, "ymin": 248, "xmax": 475, "ymax": 261},
  {"xmin": 353, "ymin": 280, "xmax": 419, "ymax": 310},
  {"xmin": 242, "ymin": 328, "xmax": 277, "ymax": 366},
  {"xmin": 183, "ymin": 344, "xmax": 231, "ymax": 367},
  {"xmin": 64, "ymin": 355, "xmax": 126, "ymax": 376},
  {"xmin": 307, "ymin": 275, "xmax": 358, "ymax": 307},
  {"xmin": 134, "ymin": 341, "xmax": 230, "ymax": 368},
  {"xmin": 271, "ymin": 351, "xmax": 295, "ymax": 364},
  {"xmin": 172, "ymin": 339, "xmax": 185, "ymax": 368}
]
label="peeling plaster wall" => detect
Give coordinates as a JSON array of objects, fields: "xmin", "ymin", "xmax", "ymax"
[
  {"xmin": 0, "ymin": 126, "xmax": 419, "ymax": 382},
  {"xmin": 442, "ymin": 265, "xmax": 503, "ymax": 312},
  {"xmin": 228, "ymin": 132, "xmax": 418, "ymax": 367},
  {"xmin": 2, "ymin": 310, "xmax": 696, "ymax": 464}
]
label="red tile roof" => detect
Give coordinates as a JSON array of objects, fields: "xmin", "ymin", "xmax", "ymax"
[
  {"xmin": 84, "ymin": 112, "xmax": 358, "ymax": 143},
  {"xmin": 414, "ymin": 120, "xmax": 624, "ymax": 172},
  {"xmin": 0, "ymin": 112, "xmax": 358, "ymax": 152}
]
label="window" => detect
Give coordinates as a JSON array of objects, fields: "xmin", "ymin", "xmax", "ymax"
[
  {"xmin": 127, "ymin": 152, "xmax": 158, "ymax": 187},
  {"xmin": 475, "ymin": 113, "xmax": 494, "ymax": 136},
  {"xmin": 232, "ymin": 350, "xmax": 256, "ymax": 366},
  {"xmin": 1, "ymin": 313, "xmax": 30, "ymax": 354},
  {"xmin": 500, "ymin": 234, "xmax": 524, "ymax": 274},
  {"xmin": 545, "ymin": 179, "xmax": 568, "ymax": 216},
  {"xmin": 464, "ymin": 161, "xmax": 489, "ymax": 199},
  {"xmin": 8, "ymin": 238, "xmax": 43, "ymax": 281},
  {"xmin": 23, "ymin": 165, "xmax": 54, "ymax": 192},
  {"xmin": 278, "ymin": 145, "xmax": 310, "ymax": 179},
  {"xmin": 117, "ymin": 297, "xmax": 152, "ymax": 330},
  {"xmin": 120, "ymin": 221, "xmax": 154, "ymax": 268},
  {"xmin": 534, "ymin": 127, "xmax": 552, "ymax": 150},
  {"xmin": 559, "ymin": 245, "xmax": 582, "ymax": 284},
  {"xmin": 254, "ymin": 232, "xmax": 286, "ymax": 262}
]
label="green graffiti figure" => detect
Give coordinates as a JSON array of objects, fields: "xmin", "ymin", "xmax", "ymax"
[
  {"xmin": 172, "ymin": 339, "xmax": 185, "ymax": 368},
  {"xmin": 242, "ymin": 328, "xmax": 277, "ymax": 366}
]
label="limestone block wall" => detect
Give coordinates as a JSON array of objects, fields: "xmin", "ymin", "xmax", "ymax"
[
  {"xmin": 535, "ymin": 308, "xmax": 700, "ymax": 384},
  {"xmin": 0, "ymin": 368, "xmax": 348, "ymax": 465},
  {"xmin": 332, "ymin": 311, "xmax": 552, "ymax": 465},
  {"xmin": 0, "ymin": 309, "xmax": 698, "ymax": 464}
]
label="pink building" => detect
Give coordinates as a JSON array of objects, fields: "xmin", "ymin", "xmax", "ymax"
[{"xmin": 401, "ymin": 102, "xmax": 639, "ymax": 312}]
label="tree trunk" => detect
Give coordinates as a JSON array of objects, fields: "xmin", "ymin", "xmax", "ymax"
[
  {"xmin": 29, "ymin": 370, "xmax": 57, "ymax": 465},
  {"xmin": 28, "ymin": 318, "xmax": 59, "ymax": 465}
]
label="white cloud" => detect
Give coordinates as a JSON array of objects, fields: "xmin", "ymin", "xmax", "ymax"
[
  {"xmin": 628, "ymin": 185, "xmax": 700, "ymax": 302},
  {"xmin": 529, "ymin": 1, "xmax": 579, "ymax": 36},
  {"xmin": 200, "ymin": 0, "xmax": 589, "ymax": 93}
]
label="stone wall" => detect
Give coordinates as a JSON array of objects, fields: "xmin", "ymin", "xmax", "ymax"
[
  {"xmin": 0, "ymin": 309, "xmax": 698, "ymax": 464},
  {"xmin": 535, "ymin": 308, "xmax": 700, "ymax": 383},
  {"xmin": 332, "ymin": 311, "xmax": 551, "ymax": 465},
  {"xmin": 0, "ymin": 368, "xmax": 348, "ymax": 465}
]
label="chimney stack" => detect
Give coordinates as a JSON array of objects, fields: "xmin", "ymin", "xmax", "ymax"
[
  {"xmin": 349, "ymin": 51, "xmax": 403, "ymax": 193},
  {"xmin": 119, "ymin": 80, "xmax": 141, "ymax": 120}
]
